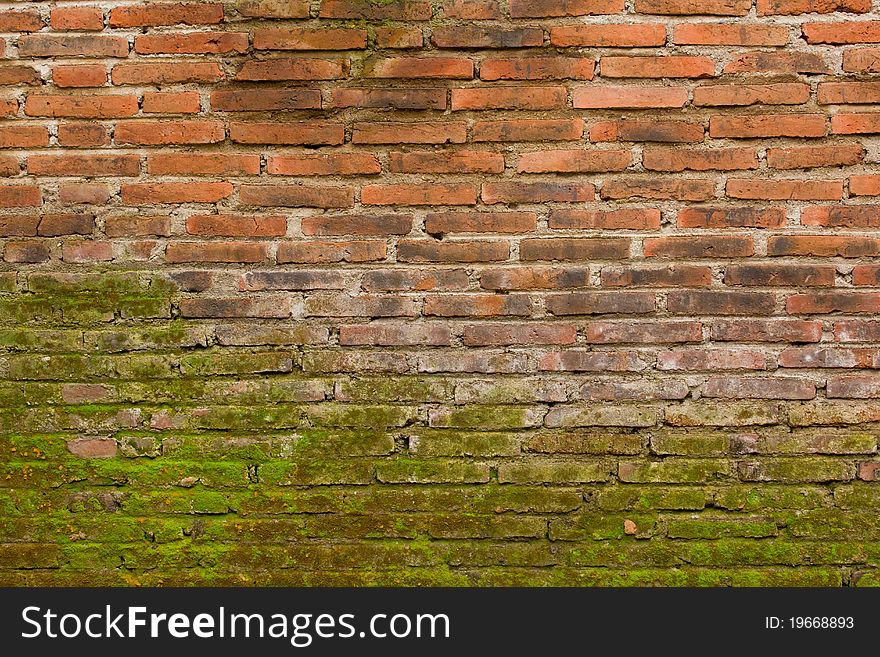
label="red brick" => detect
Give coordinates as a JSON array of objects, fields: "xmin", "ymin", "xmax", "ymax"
[
  {"xmin": 601, "ymin": 265, "xmax": 712, "ymax": 287},
  {"xmin": 109, "ymin": 3, "xmax": 224, "ymax": 27},
  {"xmin": 105, "ymin": 216, "xmax": 171, "ymax": 238},
  {"xmin": 674, "ymin": 23, "xmax": 789, "ymax": 45},
  {"xmin": 482, "ymin": 182, "xmax": 595, "ymax": 204},
  {"xmin": 238, "ymin": 0, "xmax": 310, "ymax": 18},
  {"xmin": 121, "ymin": 182, "xmax": 233, "ymax": 205},
  {"xmin": 724, "ymin": 52, "xmax": 831, "ymax": 75},
  {"xmin": 229, "ymin": 122, "xmax": 343, "ymax": 145},
  {"xmin": 57, "ymin": 124, "xmax": 106, "ymax": 148},
  {"xmin": 463, "ymin": 324, "xmax": 577, "ymax": 346},
  {"xmin": 301, "ymin": 214, "xmax": 411, "ymax": 236},
  {"xmin": 0, "ymin": 186, "xmax": 40, "ymax": 208},
  {"xmin": 726, "ymin": 179, "xmax": 843, "ymax": 200},
  {"xmin": 644, "ymin": 236, "xmax": 755, "ymax": 258},
  {"xmin": 724, "ymin": 264, "xmax": 836, "ymax": 287},
  {"xmin": 479, "ymin": 267, "xmax": 591, "ymax": 290},
  {"xmin": 331, "ymin": 88, "xmax": 445, "ymax": 110},
  {"xmin": 362, "ymin": 183, "xmax": 477, "ymax": 206},
  {"xmin": 758, "ymin": 0, "xmax": 869, "ymax": 13},
  {"xmin": 549, "ymin": 209, "xmax": 661, "ymax": 230},
  {"xmin": 352, "ymin": 122, "xmax": 466, "ymax": 144},
  {"xmin": 319, "ymin": 0, "xmax": 432, "ymax": 19},
  {"xmin": 0, "ymin": 10, "xmax": 44, "ymax": 32},
  {"xmin": 424, "ymin": 294, "xmax": 531, "ymax": 317},
  {"xmin": 517, "ymin": 149, "xmax": 631, "ymax": 173},
  {"xmin": 375, "ymin": 27, "xmax": 424, "ymax": 49},
  {"xmin": 520, "ymin": 238, "xmax": 630, "ymax": 261},
  {"xmin": 363, "ymin": 269, "xmax": 468, "ymax": 292},
  {"xmin": 277, "ymin": 241, "xmax": 386, "ymax": 264},
  {"xmin": 25, "ymin": 95, "xmax": 138, "ymax": 118},
  {"xmin": 397, "ymin": 240, "xmax": 509, "ymax": 263},
  {"xmin": 268, "ymin": 153, "xmax": 380, "ymax": 176},
  {"xmin": 442, "ymin": 0, "xmax": 502, "ymax": 19},
  {"xmin": 779, "ymin": 347, "xmax": 880, "ymax": 368},
  {"xmin": 710, "ymin": 114, "xmax": 826, "ymax": 138},
  {"xmin": 52, "ymin": 65, "xmax": 107, "ymax": 88},
  {"xmin": 539, "ymin": 350, "xmax": 648, "ymax": 372},
  {"xmin": 643, "ymin": 147, "xmax": 758, "ymax": 171},
  {"xmin": 787, "ymin": 293, "xmax": 880, "ymax": 314},
  {"xmin": 600, "ymin": 178, "xmax": 715, "ymax": 201},
  {"xmin": 166, "ymin": 242, "xmax": 268, "ymax": 263},
  {"xmin": 0, "ymin": 66, "xmax": 40, "ymax": 86},
  {"xmin": 147, "ymin": 153, "xmax": 260, "ymax": 176},
  {"xmin": 711, "ymin": 319, "xmax": 822, "ymax": 342},
  {"xmin": 844, "ymin": 48, "xmax": 880, "ymax": 72},
  {"xmin": 5, "ymin": 241, "xmax": 50, "ymax": 263},
  {"xmin": 432, "ymin": 26, "xmax": 543, "ymax": 48},
  {"xmin": 851, "ymin": 175, "xmax": 880, "ymax": 196},
  {"xmin": 635, "ymin": 0, "xmax": 751, "ymax": 13},
  {"xmin": 805, "ymin": 21, "xmax": 880, "ymax": 44},
  {"xmin": 703, "ymin": 377, "xmax": 815, "ymax": 400},
  {"xmin": 62, "ymin": 241, "xmax": 112, "ymax": 263},
  {"xmin": 586, "ymin": 320, "xmax": 703, "ymax": 343},
  {"xmin": 832, "ymin": 113, "xmax": 880, "ymax": 134},
  {"xmin": 590, "ymin": 120, "xmax": 704, "ymax": 143},
  {"xmin": 768, "ymin": 235, "xmax": 880, "ymax": 257},
  {"xmin": 473, "ymin": 119, "xmax": 583, "ymax": 142},
  {"xmin": 546, "ymin": 292, "xmax": 656, "ymax": 315},
  {"xmin": 658, "ymin": 348, "xmax": 766, "ymax": 371},
  {"xmin": 601, "ymin": 56, "xmax": 715, "ymax": 78},
  {"xmin": 451, "ymin": 86, "xmax": 567, "ymax": 110},
  {"xmin": 551, "ymin": 24, "xmax": 666, "ymax": 46},
  {"xmin": 827, "ymin": 375, "xmax": 880, "ymax": 398},
  {"xmin": 115, "ymin": 121, "xmax": 224, "ymax": 146},
  {"xmin": 425, "ymin": 212, "xmax": 536, "ymax": 234},
  {"xmin": 253, "ymin": 28, "xmax": 366, "ymax": 50},
  {"xmin": 340, "ymin": 324, "xmax": 452, "ymax": 347},
  {"xmin": 802, "ymin": 206, "xmax": 880, "ymax": 227},
  {"xmin": 18, "ymin": 35, "xmax": 127, "ymax": 58},
  {"xmin": 389, "ymin": 150, "xmax": 504, "ymax": 174},
  {"xmin": 237, "ymin": 58, "xmax": 348, "ymax": 81},
  {"xmin": 694, "ymin": 83, "xmax": 809, "ymax": 106},
  {"xmin": 143, "ymin": 91, "xmax": 202, "ymax": 114},
  {"xmin": 481, "ymin": 57, "xmax": 595, "ymax": 80},
  {"xmin": 180, "ymin": 297, "xmax": 291, "ymax": 318},
  {"xmin": 50, "ymin": 7, "xmax": 103, "ymax": 30},
  {"xmin": 365, "ymin": 57, "xmax": 473, "ymax": 79},
  {"xmin": 240, "ymin": 185, "xmax": 354, "ymax": 208},
  {"xmin": 818, "ymin": 82, "xmax": 880, "ymax": 104},
  {"xmin": 768, "ymin": 144, "xmax": 864, "ymax": 169},
  {"xmin": 678, "ymin": 207, "xmax": 787, "ymax": 229},
  {"xmin": 59, "ymin": 183, "xmax": 109, "ymax": 205},
  {"xmin": 573, "ymin": 86, "xmax": 688, "ymax": 109},
  {"xmin": 667, "ymin": 291, "xmax": 776, "ymax": 315},
  {"xmin": 28, "ymin": 154, "xmax": 140, "ymax": 177},
  {"xmin": 112, "ymin": 62, "xmax": 222, "ymax": 85}
]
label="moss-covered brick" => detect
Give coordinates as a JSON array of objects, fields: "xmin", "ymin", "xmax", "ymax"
[
  {"xmin": 596, "ymin": 486, "xmax": 709, "ymax": 511},
  {"xmin": 85, "ymin": 326, "xmax": 208, "ymax": 353},
  {"xmin": 665, "ymin": 402, "xmax": 783, "ymax": 427},
  {"xmin": 649, "ymin": 430, "xmax": 729, "ymax": 456},
  {"xmin": 428, "ymin": 405, "xmax": 545, "ymax": 430},
  {"xmin": 738, "ymin": 457, "xmax": 855, "ymax": 483},
  {"xmin": 408, "ymin": 429, "xmax": 522, "ymax": 457},
  {"xmin": 525, "ymin": 430, "xmax": 644, "ymax": 455},
  {"xmin": 335, "ymin": 376, "xmax": 454, "ymax": 402},
  {"xmin": 549, "ymin": 513, "xmax": 658, "ymax": 541},
  {"xmin": 305, "ymin": 403, "xmax": 419, "ymax": 429},
  {"xmin": 713, "ymin": 485, "xmax": 829, "ymax": 511},
  {"xmin": 498, "ymin": 459, "xmax": 612, "ymax": 484},
  {"xmin": 179, "ymin": 351, "xmax": 294, "ymax": 376},
  {"xmin": 258, "ymin": 458, "xmax": 375, "ymax": 486},
  {"xmin": 665, "ymin": 516, "xmax": 779, "ymax": 539},
  {"xmin": 619, "ymin": 458, "xmax": 730, "ymax": 483},
  {"xmin": 376, "ymin": 458, "xmax": 491, "ymax": 484}
]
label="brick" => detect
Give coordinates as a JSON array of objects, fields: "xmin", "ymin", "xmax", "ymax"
[
  {"xmin": 710, "ymin": 114, "xmax": 826, "ymax": 138},
  {"xmin": 517, "ymin": 149, "xmax": 631, "ymax": 173},
  {"xmin": 424, "ymin": 294, "xmax": 531, "ymax": 317},
  {"xmin": 694, "ymin": 83, "xmax": 809, "ymax": 106},
  {"xmin": 642, "ymin": 147, "xmax": 758, "ymax": 171},
  {"xmin": 726, "ymin": 179, "xmax": 843, "ymax": 200},
  {"xmin": 425, "ymin": 211, "xmax": 536, "ymax": 234},
  {"xmin": 362, "ymin": 269, "xmax": 468, "ymax": 291},
  {"xmin": 50, "ymin": 7, "xmax": 103, "ymax": 31},
  {"xmin": 520, "ymin": 238, "xmax": 630, "ymax": 261},
  {"xmin": 551, "ymin": 24, "xmax": 666, "ymax": 46},
  {"xmin": 52, "ymin": 65, "xmax": 107, "ymax": 88},
  {"xmin": 375, "ymin": 27, "xmax": 423, "ymax": 49},
  {"xmin": 635, "ymin": 0, "xmax": 751, "ymax": 13},
  {"xmin": 166, "ymin": 242, "xmax": 267, "ymax": 263},
  {"xmin": 57, "ymin": 124, "xmax": 106, "ymax": 148},
  {"xmin": 704, "ymin": 377, "xmax": 816, "ymax": 400},
  {"xmin": 211, "ymin": 89, "xmax": 321, "ymax": 112},
  {"xmin": 711, "ymin": 319, "xmax": 822, "ymax": 342},
  {"xmin": 678, "ymin": 207, "xmax": 787, "ymax": 228},
  {"xmin": 442, "ymin": 0, "xmax": 502, "ymax": 19},
  {"xmin": 668, "ymin": 291, "xmax": 776, "ymax": 315},
  {"xmin": 802, "ymin": 206, "xmax": 880, "ymax": 227},
  {"xmin": 352, "ymin": 122, "xmax": 466, "ymax": 144},
  {"xmin": 237, "ymin": 58, "xmax": 348, "ymax": 81},
  {"xmin": 268, "ymin": 153, "xmax": 380, "ymax": 176},
  {"xmin": 25, "ymin": 95, "xmax": 138, "ymax": 118},
  {"xmin": 573, "ymin": 86, "xmax": 688, "ymax": 109},
  {"xmin": 432, "ymin": 26, "xmax": 543, "ymax": 48},
  {"xmin": 0, "ymin": 66, "xmax": 40, "ymax": 86},
  {"xmin": 853, "ymin": 265, "xmax": 880, "ymax": 285},
  {"xmin": 473, "ymin": 119, "xmax": 583, "ymax": 142},
  {"xmin": 758, "ymin": 0, "xmax": 869, "ymax": 13},
  {"xmin": 480, "ymin": 57, "xmax": 595, "ymax": 80},
  {"xmin": 603, "ymin": 117, "xmax": 696, "ymax": 141},
  {"xmin": 240, "ymin": 184, "xmax": 354, "ymax": 208},
  {"xmin": 600, "ymin": 266, "xmax": 712, "ymax": 288},
  {"xmin": 451, "ymin": 86, "xmax": 567, "ymax": 110},
  {"xmin": 5, "ymin": 241, "xmax": 49, "ymax": 263},
  {"xmin": 18, "ymin": 35, "xmax": 128, "ymax": 58},
  {"xmin": 186, "ymin": 215, "xmax": 287, "ymax": 237},
  {"xmin": 768, "ymin": 144, "xmax": 864, "ymax": 170},
  {"xmin": 0, "ymin": 186, "xmax": 40, "ymax": 208},
  {"xmin": 253, "ymin": 28, "xmax": 366, "ymax": 50},
  {"xmin": 539, "ymin": 350, "xmax": 649, "ymax": 372},
  {"xmin": 113, "ymin": 60, "xmax": 227, "ymax": 84},
  {"xmin": 482, "ymin": 182, "xmax": 595, "ymax": 204},
  {"xmin": 319, "ymin": 1, "xmax": 432, "ymax": 19},
  {"xmin": 804, "ymin": 23, "xmax": 880, "ymax": 45},
  {"xmin": 121, "ymin": 182, "xmax": 232, "ymax": 205},
  {"xmin": 115, "ymin": 121, "xmax": 224, "ymax": 145},
  {"xmin": 658, "ymin": 348, "xmax": 766, "ymax": 371},
  {"xmin": 229, "ymin": 122, "xmax": 343, "ymax": 145},
  {"xmin": 362, "ymin": 183, "xmax": 477, "ymax": 206},
  {"xmin": 778, "ymin": 347, "xmax": 880, "ymax": 368},
  {"xmin": 29, "ymin": 154, "xmax": 140, "ymax": 177},
  {"xmin": 365, "ymin": 57, "xmax": 473, "ymax": 79},
  {"xmin": 546, "ymin": 292, "xmax": 656, "ymax": 315},
  {"xmin": 549, "ymin": 209, "xmax": 660, "ymax": 230},
  {"xmin": 277, "ymin": 241, "xmax": 386, "ymax": 264},
  {"xmin": 143, "ymin": 92, "xmax": 201, "ymax": 114},
  {"xmin": 600, "ymin": 178, "xmax": 715, "ymax": 201},
  {"xmin": 510, "ymin": 0, "xmax": 625, "ymax": 16},
  {"xmin": 768, "ymin": 235, "xmax": 880, "ymax": 257},
  {"xmin": 301, "ymin": 214, "xmax": 411, "ymax": 236},
  {"xmin": 851, "ymin": 175, "xmax": 880, "ymax": 196},
  {"xmin": 105, "ymin": 216, "xmax": 171, "ymax": 238},
  {"xmin": 600, "ymin": 56, "xmax": 715, "ymax": 78},
  {"xmin": 340, "ymin": 324, "xmax": 451, "ymax": 347},
  {"xmin": 463, "ymin": 324, "xmax": 577, "ymax": 346},
  {"xmin": 832, "ymin": 114, "xmax": 880, "ymax": 134},
  {"xmin": 389, "ymin": 150, "xmax": 504, "ymax": 174},
  {"xmin": 180, "ymin": 297, "xmax": 291, "ymax": 318},
  {"xmin": 0, "ymin": 10, "xmax": 43, "ymax": 32},
  {"xmin": 724, "ymin": 52, "xmax": 831, "ymax": 75},
  {"xmin": 110, "ymin": 3, "xmax": 224, "ymax": 27},
  {"xmin": 479, "ymin": 267, "xmax": 590, "ymax": 290},
  {"xmin": 674, "ymin": 24, "xmax": 789, "ymax": 45},
  {"xmin": 724, "ymin": 264, "xmax": 836, "ymax": 287},
  {"xmin": 836, "ymin": 320, "xmax": 880, "ymax": 342},
  {"xmin": 644, "ymin": 236, "xmax": 754, "ymax": 258},
  {"xmin": 397, "ymin": 240, "xmax": 508, "ymax": 262},
  {"xmin": 844, "ymin": 49, "xmax": 880, "ymax": 72},
  {"xmin": 819, "ymin": 82, "xmax": 880, "ymax": 104},
  {"xmin": 147, "ymin": 153, "xmax": 259, "ymax": 176},
  {"xmin": 787, "ymin": 292, "xmax": 880, "ymax": 314},
  {"xmin": 331, "ymin": 89, "xmax": 445, "ymax": 110}
]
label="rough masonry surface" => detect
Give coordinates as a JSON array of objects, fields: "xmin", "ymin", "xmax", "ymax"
[{"xmin": 2, "ymin": 0, "xmax": 880, "ymax": 586}]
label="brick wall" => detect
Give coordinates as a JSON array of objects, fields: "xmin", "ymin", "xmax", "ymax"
[{"xmin": 2, "ymin": 0, "xmax": 880, "ymax": 586}]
